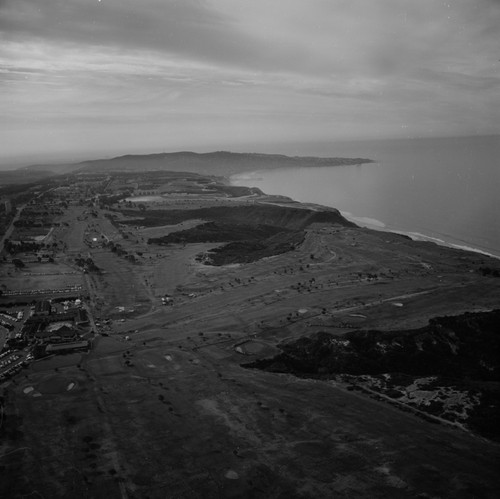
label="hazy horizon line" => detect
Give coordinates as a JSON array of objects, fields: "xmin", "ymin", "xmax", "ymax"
[{"xmin": 1, "ymin": 133, "xmax": 498, "ymax": 172}]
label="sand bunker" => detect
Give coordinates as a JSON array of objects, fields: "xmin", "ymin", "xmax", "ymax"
[
  {"xmin": 234, "ymin": 341, "xmax": 279, "ymax": 356},
  {"xmin": 125, "ymin": 195, "xmax": 165, "ymax": 203},
  {"xmin": 241, "ymin": 342, "xmax": 265, "ymax": 354},
  {"xmin": 225, "ymin": 470, "xmax": 239, "ymax": 480},
  {"xmin": 23, "ymin": 386, "xmax": 42, "ymax": 397}
]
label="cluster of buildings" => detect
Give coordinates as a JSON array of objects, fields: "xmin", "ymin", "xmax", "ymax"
[
  {"xmin": 0, "ymin": 298, "xmax": 91, "ymax": 380},
  {"xmin": 18, "ymin": 300, "xmax": 91, "ymax": 357}
]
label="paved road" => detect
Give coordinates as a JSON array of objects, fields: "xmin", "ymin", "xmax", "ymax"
[
  {"xmin": 0, "ymin": 203, "xmax": 26, "ymax": 250},
  {"xmin": 0, "ymin": 189, "xmax": 54, "ymax": 251}
]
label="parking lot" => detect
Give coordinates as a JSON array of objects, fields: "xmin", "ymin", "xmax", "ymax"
[{"xmin": 0, "ymin": 349, "xmax": 29, "ymax": 380}]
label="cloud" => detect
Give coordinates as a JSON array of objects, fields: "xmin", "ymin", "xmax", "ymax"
[
  {"xmin": 0, "ymin": 0, "xmax": 310, "ymax": 73},
  {"xmin": 2, "ymin": 0, "xmax": 499, "ymax": 79},
  {"xmin": 0, "ymin": 0, "xmax": 499, "ymax": 164}
]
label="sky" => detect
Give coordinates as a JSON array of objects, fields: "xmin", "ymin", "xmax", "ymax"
[{"xmin": 1, "ymin": 0, "xmax": 499, "ymax": 167}]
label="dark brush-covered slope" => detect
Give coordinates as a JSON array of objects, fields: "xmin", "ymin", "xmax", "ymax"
[
  {"xmin": 147, "ymin": 221, "xmax": 306, "ymax": 265},
  {"xmin": 120, "ymin": 204, "xmax": 354, "ymax": 230},
  {"xmin": 249, "ymin": 310, "xmax": 500, "ymax": 380},
  {"xmin": 122, "ymin": 203, "xmax": 354, "ymax": 265},
  {"xmin": 247, "ymin": 310, "xmax": 500, "ymax": 440}
]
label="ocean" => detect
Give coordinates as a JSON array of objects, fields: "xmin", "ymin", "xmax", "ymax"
[{"xmin": 231, "ymin": 135, "xmax": 500, "ymax": 258}]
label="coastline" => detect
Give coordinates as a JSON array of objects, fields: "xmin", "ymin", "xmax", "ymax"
[
  {"xmin": 230, "ymin": 170, "xmax": 500, "ymax": 261},
  {"xmin": 339, "ymin": 210, "xmax": 500, "ymax": 260}
]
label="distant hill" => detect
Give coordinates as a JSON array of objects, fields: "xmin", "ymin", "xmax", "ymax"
[
  {"xmin": 0, "ymin": 169, "xmax": 55, "ymax": 186},
  {"xmin": 21, "ymin": 151, "xmax": 373, "ymax": 177}
]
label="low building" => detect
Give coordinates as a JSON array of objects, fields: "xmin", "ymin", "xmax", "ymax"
[
  {"xmin": 45, "ymin": 340, "xmax": 89, "ymax": 354},
  {"xmin": 34, "ymin": 300, "xmax": 52, "ymax": 316},
  {"xmin": 34, "ymin": 325, "xmax": 78, "ymax": 343}
]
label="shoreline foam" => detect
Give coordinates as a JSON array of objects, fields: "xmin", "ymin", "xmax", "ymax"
[{"xmin": 341, "ymin": 213, "xmax": 500, "ymax": 260}]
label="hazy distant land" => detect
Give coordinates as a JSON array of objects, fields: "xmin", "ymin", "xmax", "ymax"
[
  {"xmin": 1, "ymin": 159, "xmax": 499, "ymax": 498},
  {"xmin": 0, "ymin": 150, "xmax": 372, "ymax": 181}
]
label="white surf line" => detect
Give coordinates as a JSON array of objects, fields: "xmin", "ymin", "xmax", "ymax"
[{"xmin": 340, "ymin": 212, "xmax": 500, "ymax": 261}]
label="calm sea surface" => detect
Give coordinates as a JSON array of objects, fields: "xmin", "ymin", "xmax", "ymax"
[{"xmin": 231, "ymin": 136, "xmax": 500, "ymax": 258}]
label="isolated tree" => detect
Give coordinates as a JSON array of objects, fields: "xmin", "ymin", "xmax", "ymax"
[{"xmin": 12, "ymin": 258, "xmax": 25, "ymax": 269}]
